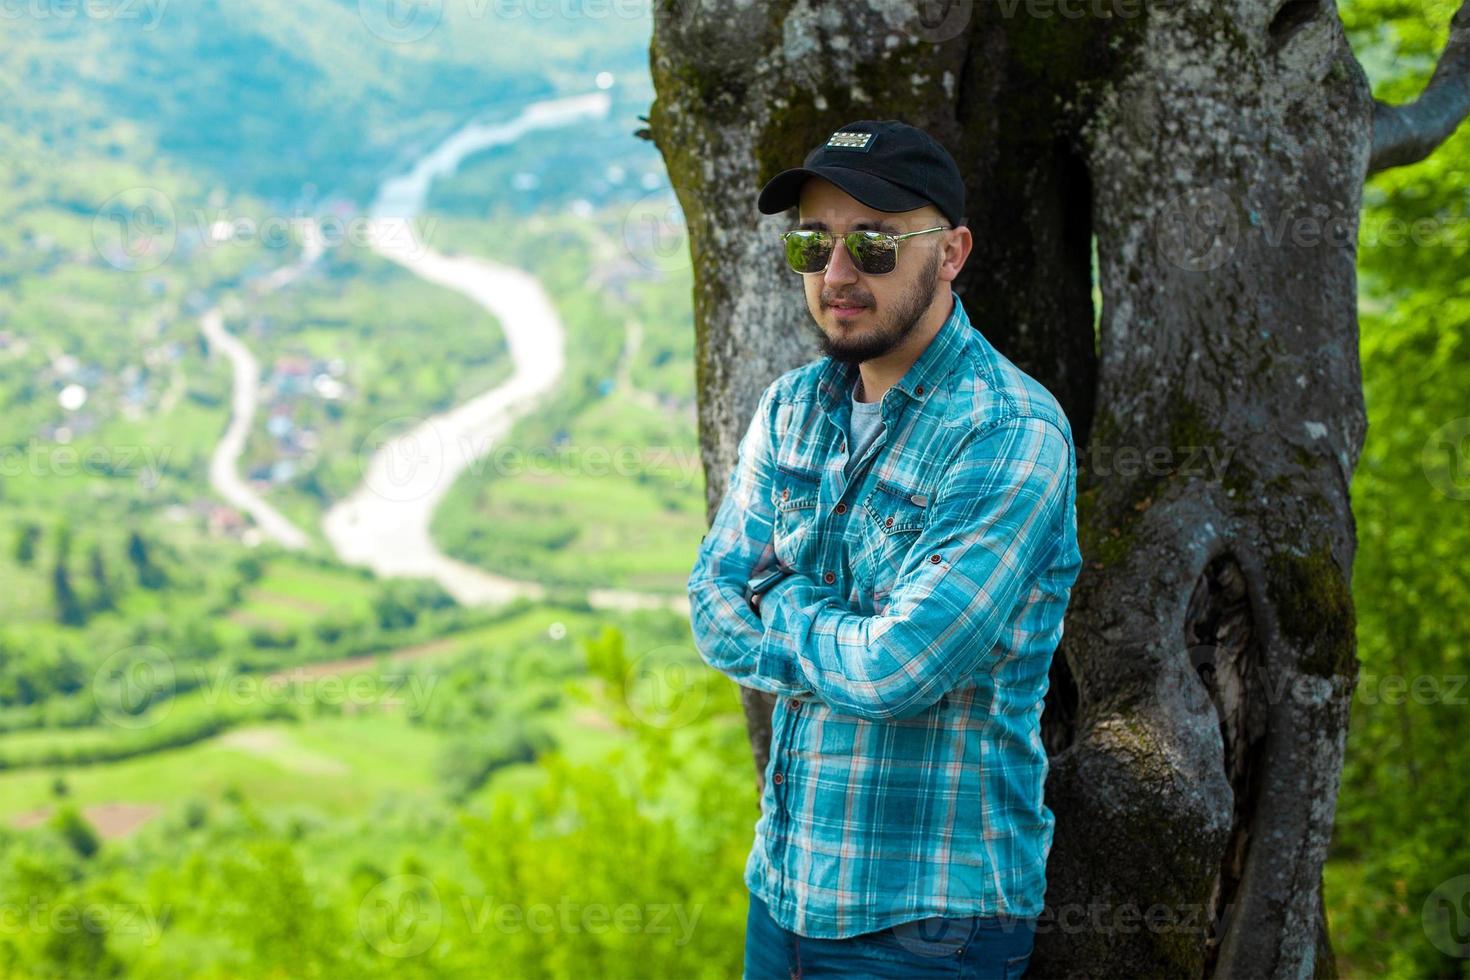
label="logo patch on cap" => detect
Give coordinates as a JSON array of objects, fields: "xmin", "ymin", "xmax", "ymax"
[{"xmin": 826, "ymin": 131, "xmax": 875, "ymax": 152}]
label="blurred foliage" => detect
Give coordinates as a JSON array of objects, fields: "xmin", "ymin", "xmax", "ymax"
[
  {"xmin": 0, "ymin": 625, "xmax": 755, "ymax": 977},
  {"xmin": 1333, "ymin": 0, "xmax": 1470, "ymax": 976}
]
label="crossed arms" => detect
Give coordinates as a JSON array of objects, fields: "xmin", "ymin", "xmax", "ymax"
[{"xmin": 686, "ymin": 384, "xmax": 1070, "ymax": 722}]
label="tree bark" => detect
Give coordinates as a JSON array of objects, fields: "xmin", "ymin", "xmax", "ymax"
[{"xmin": 650, "ymin": 0, "xmax": 1466, "ymax": 974}]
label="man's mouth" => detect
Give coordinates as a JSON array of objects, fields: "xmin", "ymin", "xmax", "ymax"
[{"xmin": 829, "ymin": 302, "xmax": 869, "ymax": 319}]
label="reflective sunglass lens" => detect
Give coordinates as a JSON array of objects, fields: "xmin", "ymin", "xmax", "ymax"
[
  {"xmin": 849, "ymin": 233, "xmax": 897, "ymax": 274},
  {"xmin": 785, "ymin": 232, "xmax": 833, "ymax": 274}
]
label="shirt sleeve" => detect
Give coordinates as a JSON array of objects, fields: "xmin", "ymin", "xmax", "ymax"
[
  {"xmin": 755, "ymin": 414, "xmax": 1072, "ymax": 721},
  {"xmin": 686, "ymin": 384, "xmax": 819, "ymax": 699}
]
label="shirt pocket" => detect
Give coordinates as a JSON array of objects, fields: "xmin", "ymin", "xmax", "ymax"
[
  {"xmin": 770, "ymin": 462, "xmax": 822, "ymax": 574},
  {"xmin": 855, "ymin": 478, "xmax": 931, "ymax": 611}
]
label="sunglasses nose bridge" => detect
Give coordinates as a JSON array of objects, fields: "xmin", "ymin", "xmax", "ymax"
[{"xmin": 823, "ymin": 234, "xmax": 861, "ymax": 281}]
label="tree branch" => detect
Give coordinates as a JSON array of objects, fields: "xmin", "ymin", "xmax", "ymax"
[{"xmin": 1369, "ymin": 0, "xmax": 1470, "ymax": 173}]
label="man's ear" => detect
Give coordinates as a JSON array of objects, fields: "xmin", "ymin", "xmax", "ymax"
[{"xmin": 943, "ymin": 226, "xmax": 973, "ymax": 278}]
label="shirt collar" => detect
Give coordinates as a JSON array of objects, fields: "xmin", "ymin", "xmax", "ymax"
[{"xmin": 816, "ymin": 288, "xmax": 971, "ymax": 418}]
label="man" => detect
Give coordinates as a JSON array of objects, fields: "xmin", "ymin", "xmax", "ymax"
[{"xmin": 685, "ymin": 119, "xmax": 1082, "ymax": 978}]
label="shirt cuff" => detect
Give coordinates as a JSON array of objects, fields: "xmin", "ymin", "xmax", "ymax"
[
  {"xmin": 753, "ymin": 573, "xmax": 821, "ymax": 688},
  {"xmin": 760, "ymin": 571, "xmax": 821, "ymax": 617},
  {"xmin": 756, "ymin": 572, "xmax": 851, "ymax": 686}
]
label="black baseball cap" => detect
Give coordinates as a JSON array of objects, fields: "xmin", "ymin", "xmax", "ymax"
[{"xmin": 757, "ymin": 119, "xmax": 965, "ymax": 228}]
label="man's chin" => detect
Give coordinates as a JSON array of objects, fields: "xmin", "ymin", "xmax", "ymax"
[{"xmin": 820, "ymin": 335, "xmax": 895, "ymax": 364}]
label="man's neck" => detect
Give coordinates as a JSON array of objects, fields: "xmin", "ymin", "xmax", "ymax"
[{"xmin": 856, "ymin": 289, "xmax": 952, "ymax": 404}]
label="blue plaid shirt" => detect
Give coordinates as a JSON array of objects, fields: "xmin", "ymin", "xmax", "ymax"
[{"xmin": 686, "ymin": 289, "xmax": 1081, "ymax": 938}]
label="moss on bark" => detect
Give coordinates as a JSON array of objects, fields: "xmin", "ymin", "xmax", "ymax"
[{"xmin": 1266, "ymin": 543, "xmax": 1356, "ymax": 678}]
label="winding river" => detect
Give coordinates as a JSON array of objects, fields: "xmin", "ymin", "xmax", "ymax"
[
  {"xmin": 200, "ymin": 226, "xmax": 325, "ymax": 551},
  {"xmin": 206, "ymin": 91, "xmax": 690, "ymax": 616}
]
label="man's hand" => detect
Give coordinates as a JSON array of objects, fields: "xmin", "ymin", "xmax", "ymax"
[
  {"xmin": 754, "ymin": 570, "xmax": 835, "ymax": 621},
  {"xmin": 746, "ymin": 557, "xmax": 795, "ymax": 618}
]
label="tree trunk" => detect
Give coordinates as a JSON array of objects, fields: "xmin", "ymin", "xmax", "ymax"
[{"xmin": 649, "ymin": 1, "xmax": 1465, "ymax": 974}]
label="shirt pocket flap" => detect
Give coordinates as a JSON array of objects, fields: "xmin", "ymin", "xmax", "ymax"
[
  {"xmin": 772, "ymin": 459, "xmax": 822, "ymax": 512},
  {"xmin": 863, "ymin": 477, "xmax": 931, "ymax": 533}
]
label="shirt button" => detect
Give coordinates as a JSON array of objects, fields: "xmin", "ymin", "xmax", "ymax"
[
  {"xmin": 930, "ymin": 554, "xmax": 942, "ymax": 564},
  {"xmin": 781, "ymin": 488, "xmax": 790, "ymax": 501},
  {"xmin": 823, "ymin": 571, "xmax": 835, "ymax": 584},
  {"xmin": 884, "ymin": 516, "xmax": 894, "ymax": 528},
  {"xmin": 772, "ymin": 772, "xmax": 784, "ymax": 785},
  {"xmin": 916, "ymin": 384, "xmax": 925, "ymax": 395},
  {"xmin": 788, "ymin": 698, "xmax": 801, "ymax": 709},
  {"xmin": 834, "ymin": 502, "xmax": 846, "ymax": 514}
]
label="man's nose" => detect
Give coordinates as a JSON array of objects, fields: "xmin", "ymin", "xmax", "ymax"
[{"xmin": 823, "ymin": 235, "xmax": 859, "ymax": 286}]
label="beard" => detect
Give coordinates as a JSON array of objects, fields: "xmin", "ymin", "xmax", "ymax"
[{"xmin": 814, "ymin": 243, "xmax": 942, "ymax": 365}]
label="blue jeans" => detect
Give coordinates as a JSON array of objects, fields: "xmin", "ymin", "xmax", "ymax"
[{"xmin": 743, "ymin": 890, "xmax": 1036, "ymax": 979}]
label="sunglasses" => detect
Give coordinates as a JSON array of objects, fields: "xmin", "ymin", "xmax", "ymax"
[{"xmin": 780, "ymin": 225, "xmax": 949, "ymax": 276}]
